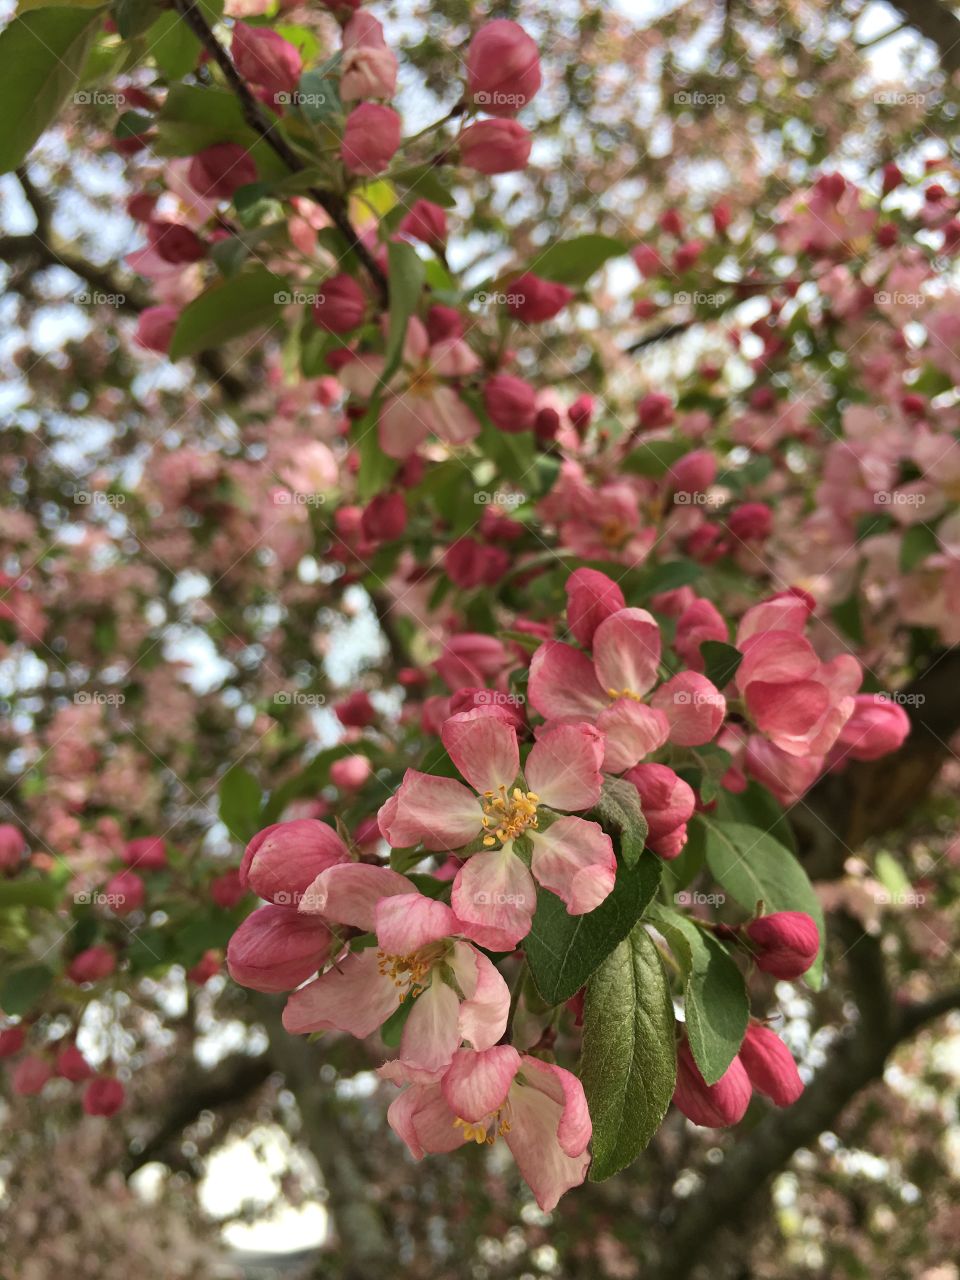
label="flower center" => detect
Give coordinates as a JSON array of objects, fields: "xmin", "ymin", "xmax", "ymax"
[
  {"xmin": 453, "ymin": 1107, "xmax": 512, "ymax": 1145},
  {"xmin": 407, "ymin": 363, "xmax": 437, "ymax": 396},
  {"xmin": 377, "ymin": 950, "xmax": 432, "ymax": 1001},
  {"xmin": 601, "ymin": 515, "xmax": 629, "ymax": 547},
  {"xmin": 480, "ymin": 785, "xmax": 539, "ymax": 847},
  {"xmin": 606, "ymin": 686, "xmax": 643, "ymax": 702}
]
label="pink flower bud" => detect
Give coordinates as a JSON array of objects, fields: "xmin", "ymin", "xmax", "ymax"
[
  {"xmin": 83, "ymin": 1075, "xmax": 125, "ymax": 1117},
  {"xmin": 210, "ymin": 868, "xmax": 246, "ymax": 909},
  {"xmin": 738, "ymin": 1024, "xmax": 803, "ymax": 1106},
  {"xmin": 399, "ymin": 199, "xmax": 448, "ymax": 247},
  {"xmin": 835, "ymin": 694, "xmax": 910, "ymax": 762},
  {"xmin": 313, "ymin": 273, "xmax": 368, "ymax": 333},
  {"xmin": 187, "ymin": 950, "xmax": 222, "ymax": 984},
  {"xmin": 637, "ymin": 391, "xmax": 673, "ymax": 429},
  {"xmin": 0, "ymin": 823, "xmax": 24, "ymax": 873},
  {"xmin": 104, "ymin": 870, "xmax": 145, "ymax": 916},
  {"xmin": 232, "ymin": 22, "xmax": 303, "ymax": 100},
  {"xmin": 459, "ymin": 119, "xmax": 532, "ymax": 174},
  {"xmin": 127, "ymin": 192, "xmax": 158, "ymax": 222},
  {"xmin": 240, "ymin": 819, "xmax": 351, "ymax": 906},
  {"xmin": 147, "ymin": 220, "xmax": 206, "ymax": 265},
  {"xmin": 631, "ymin": 244, "xmax": 663, "ymax": 278},
  {"xmin": 12, "ymin": 1055, "xmax": 51, "ymax": 1097},
  {"xmin": 188, "ymin": 143, "xmax": 257, "ymax": 200},
  {"xmin": 745, "ymin": 911, "xmax": 819, "ymax": 979},
  {"xmin": 673, "ymin": 1039, "xmax": 751, "ymax": 1127},
  {"xmin": 712, "ymin": 200, "xmax": 733, "ymax": 234},
  {"xmin": 506, "ymin": 273, "xmax": 573, "ymax": 323},
  {"xmin": 330, "ymin": 754, "xmax": 373, "ymax": 790},
  {"xmin": 67, "ymin": 946, "xmax": 116, "ymax": 985},
  {"xmin": 565, "ymin": 568, "xmax": 625, "ymax": 647},
  {"xmin": 227, "ymin": 903, "xmax": 332, "ymax": 993},
  {"xmin": 361, "ymin": 492, "xmax": 407, "ymax": 541},
  {"xmin": 443, "ymin": 538, "xmax": 510, "ymax": 588},
  {"xmin": 342, "ymin": 11, "xmax": 386, "ymax": 50},
  {"xmin": 0, "ymin": 1026, "xmax": 26, "ymax": 1057},
  {"xmin": 674, "ymin": 239, "xmax": 705, "ymax": 272},
  {"xmin": 535, "ymin": 406, "xmax": 560, "ymax": 441},
  {"xmin": 426, "ymin": 303, "xmax": 463, "ymax": 341},
  {"xmin": 568, "ymin": 394, "xmax": 594, "ymax": 433},
  {"xmin": 675, "ymin": 598, "xmax": 728, "ymax": 671},
  {"xmin": 466, "ymin": 19, "xmax": 541, "ymax": 116},
  {"xmin": 135, "ymin": 305, "xmax": 179, "ymax": 354},
  {"xmin": 660, "ymin": 208, "xmax": 683, "ymax": 237},
  {"xmin": 483, "ymin": 373, "xmax": 537, "ymax": 433},
  {"xmin": 341, "ymin": 43, "xmax": 398, "ymax": 102},
  {"xmin": 341, "ymin": 103, "xmax": 402, "ymax": 175},
  {"xmin": 56, "ymin": 1044, "xmax": 94, "ymax": 1082},
  {"xmin": 669, "ymin": 448, "xmax": 716, "ymax": 495},
  {"xmin": 623, "ymin": 763, "xmax": 695, "ymax": 841},
  {"xmin": 727, "ymin": 502, "xmax": 772, "ymax": 542},
  {"xmin": 124, "ymin": 835, "xmax": 166, "ymax": 871},
  {"xmin": 334, "ymin": 689, "xmax": 377, "ymax": 728},
  {"xmin": 651, "ymin": 826, "xmax": 688, "ymax": 859}
]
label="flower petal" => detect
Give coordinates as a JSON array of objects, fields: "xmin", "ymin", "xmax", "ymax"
[
  {"xmin": 519, "ymin": 1055, "xmax": 592, "ymax": 1157},
  {"xmin": 441, "ymin": 710, "xmax": 520, "ymax": 794},
  {"xmin": 387, "ymin": 1083, "xmax": 465, "ymax": 1158},
  {"xmin": 449, "ymin": 941, "xmax": 511, "ymax": 1050},
  {"xmin": 282, "ymin": 948, "xmax": 397, "ymax": 1037},
  {"xmin": 451, "ymin": 846, "xmax": 537, "ymax": 948},
  {"xmin": 528, "ymin": 641, "xmax": 606, "ymax": 720},
  {"xmin": 595, "ymin": 699, "xmax": 670, "ymax": 772},
  {"xmin": 299, "ymin": 863, "xmax": 413, "ymax": 927},
  {"xmin": 504, "ymin": 1069, "xmax": 591, "ymax": 1211},
  {"xmin": 651, "ymin": 673, "xmax": 726, "ymax": 746},
  {"xmin": 379, "ymin": 769, "xmax": 483, "ymax": 851},
  {"xmin": 375, "ymin": 892, "xmax": 459, "ymax": 953},
  {"xmin": 526, "ymin": 722, "xmax": 604, "ymax": 810},
  {"xmin": 399, "ymin": 977, "xmax": 462, "ymax": 1073},
  {"xmin": 592, "ymin": 608, "xmax": 661, "ymax": 697},
  {"xmin": 529, "ymin": 817, "xmax": 616, "ymax": 914},
  {"xmin": 379, "ymin": 391, "xmax": 431, "ymax": 459},
  {"xmin": 441, "ymin": 1045, "xmax": 520, "ymax": 1122}
]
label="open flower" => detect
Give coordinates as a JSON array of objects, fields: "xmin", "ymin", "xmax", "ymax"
[
  {"xmin": 530, "ymin": 603, "xmax": 724, "ymax": 769},
  {"xmin": 379, "ymin": 712, "xmax": 616, "ymax": 948},
  {"xmin": 385, "ymin": 1045, "xmax": 591, "ymax": 1211},
  {"xmin": 283, "ymin": 864, "xmax": 509, "ymax": 1074},
  {"xmin": 339, "ymin": 317, "xmax": 481, "ymax": 459}
]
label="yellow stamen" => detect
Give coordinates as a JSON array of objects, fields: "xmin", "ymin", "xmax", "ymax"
[
  {"xmin": 376, "ymin": 950, "xmax": 431, "ymax": 1002},
  {"xmin": 607, "ymin": 686, "xmax": 643, "ymax": 702},
  {"xmin": 453, "ymin": 1108, "xmax": 511, "ymax": 1146},
  {"xmin": 479, "ymin": 784, "xmax": 539, "ymax": 846}
]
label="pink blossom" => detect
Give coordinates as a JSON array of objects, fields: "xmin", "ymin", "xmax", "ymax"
[
  {"xmin": 459, "ymin": 119, "xmax": 532, "ymax": 174},
  {"xmin": 240, "ymin": 819, "xmax": 351, "ymax": 906},
  {"xmin": 506, "ymin": 273, "xmax": 574, "ymax": 323},
  {"xmin": 341, "ymin": 104, "xmax": 402, "ymax": 175},
  {"xmin": 673, "ymin": 1039, "xmax": 751, "ymax": 1128},
  {"xmin": 738, "ymin": 1024, "xmax": 803, "ymax": 1106},
  {"xmin": 744, "ymin": 911, "xmax": 819, "ymax": 979},
  {"xmin": 465, "ymin": 20, "xmax": 541, "ymax": 116},
  {"xmin": 226, "ymin": 903, "xmax": 333, "ymax": 993},
  {"xmin": 232, "ymin": 22, "xmax": 302, "ymax": 101}
]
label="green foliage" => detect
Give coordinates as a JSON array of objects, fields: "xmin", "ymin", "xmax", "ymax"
[{"xmin": 169, "ymin": 269, "xmax": 288, "ymax": 360}]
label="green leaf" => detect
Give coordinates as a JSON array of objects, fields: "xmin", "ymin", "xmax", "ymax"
[
  {"xmin": 0, "ymin": 963, "xmax": 54, "ymax": 1016},
  {"xmin": 581, "ymin": 925, "xmax": 676, "ymax": 1180},
  {"xmin": 219, "ymin": 765, "xmax": 263, "ymax": 844},
  {"xmin": 147, "ymin": 9, "xmax": 207, "ymax": 80},
  {"xmin": 528, "ymin": 234, "xmax": 626, "ymax": 286},
  {"xmin": 621, "ymin": 439, "xmax": 689, "ymax": 478},
  {"xmin": 154, "ymin": 84, "xmax": 286, "ymax": 178},
  {"xmin": 595, "ymin": 775, "xmax": 648, "ymax": 868},
  {"xmin": 899, "ymin": 523, "xmax": 939, "ymax": 573},
  {"xmin": 380, "ymin": 996, "xmax": 415, "ymax": 1047},
  {"xmin": 699, "ymin": 640, "xmax": 740, "ymax": 688},
  {"xmin": 262, "ymin": 745, "xmax": 359, "ymax": 822},
  {"xmin": 525, "ymin": 854, "xmax": 661, "ymax": 1005},
  {"xmin": 169, "ymin": 269, "xmax": 287, "ymax": 360},
  {"xmin": 353, "ymin": 401, "xmax": 398, "ymax": 501},
  {"xmin": 0, "ymin": 878, "xmax": 62, "ymax": 910},
  {"xmin": 0, "ymin": 8, "xmax": 103, "ymax": 175},
  {"xmin": 652, "ymin": 908, "xmax": 747, "ymax": 1084},
  {"xmin": 382, "ymin": 240, "xmax": 425, "ymax": 384},
  {"xmin": 713, "ymin": 782, "xmax": 797, "ymax": 854},
  {"xmin": 697, "ymin": 815, "xmax": 826, "ymax": 988}
]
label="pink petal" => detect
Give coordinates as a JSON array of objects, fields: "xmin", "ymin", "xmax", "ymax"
[
  {"xmin": 526, "ymin": 722, "xmax": 605, "ymax": 811},
  {"xmin": 428, "ymin": 385, "xmax": 482, "ymax": 446},
  {"xmin": 745, "ymin": 679, "xmax": 830, "ymax": 738},
  {"xmin": 651, "ymin": 673, "xmax": 726, "ymax": 746},
  {"xmin": 736, "ymin": 594, "xmax": 811, "ymax": 645},
  {"xmin": 451, "ymin": 847, "xmax": 537, "ymax": 948},
  {"xmin": 442, "ymin": 711, "xmax": 519, "ymax": 794},
  {"xmin": 379, "ymin": 391, "xmax": 431, "ymax": 459},
  {"xmin": 528, "ymin": 641, "xmax": 606, "ymax": 720},
  {"xmin": 399, "ymin": 978, "xmax": 462, "ymax": 1073},
  {"xmin": 504, "ymin": 1072, "xmax": 591, "ymax": 1211},
  {"xmin": 592, "ymin": 608, "xmax": 661, "ymax": 697},
  {"xmin": 299, "ymin": 863, "xmax": 414, "ymax": 927},
  {"xmin": 282, "ymin": 948, "xmax": 397, "ymax": 1037},
  {"xmin": 736, "ymin": 630, "xmax": 818, "ymax": 690},
  {"xmin": 441, "ymin": 1045, "xmax": 521, "ymax": 1122},
  {"xmin": 338, "ymin": 352, "xmax": 387, "ymax": 399},
  {"xmin": 387, "ymin": 1083, "xmax": 465, "ymax": 1158},
  {"xmin": 519, "ymin": 1056, "xmax": 592, "ymax": 1157},
  {"xmin": 449, "ymin": 941, "xmax": 511, "ymax": 1050},
  {"xmin": 529, "ymin": 817, "xmax": 616, "ymax": 914},
  {"xmin": 379, "ymin": 769, "xmax": 483, "ymax": 851},
  {"xmin": 596, "ymin": 699, "xmax": 670, "ymax": 772},
  {"xmin": 375, "ymin": 892, "xmax": 459, "ymax": 954}
]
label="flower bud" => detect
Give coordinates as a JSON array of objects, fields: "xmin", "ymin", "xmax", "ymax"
[
  {"xmin": 226, "ymin": 903, "xmax": 332, "ymax": 993},
  {"xmin": 0, "ymin": 1025, "xmax": 26, "ymax": 1057},
  {"xmin": 104, "ymin": 870, "xmax": 145, "ymax": 916},
  {"xmin": 67, "ymin": 946, "xmax": 117, "ymax": 985},
  {"xmin": 738, "ymin": 1024, "xmax": 803, "ymax": 1106},
  {"xmin": 232, "ymin": 22, "xmax": 303, "ymax": 100},
  {"xmin": 240, "ymin": 819, "xmax": 351, "ymax": 906},
  {"xmin": 835, "ymin": 694, "xmax": 910, "ymax": 762},
  {"xmin": 568, "ymin": 394, "xmax": 594, "ymax": 434},
  {"xmin": 135, "ymin": 305, "xmax": 179, "ymax": 354},
  {"xmin": 187, "ymin": 950, "xmax": 222, "ymax": 984},
  {"xmin": 147, "ymin": 220, "xmax": 206, "ymax": 265},
  {"xmin": 506, "ymin": 273, "xmax": 573, "ymax": 323},
  {"xmin": 341, "ymin": 103, "xmax": 402, "ymax": 175},
  {"xmin": 313, "ymin": 273, "xmax": 367, "ymax": 333},
  {"xmin": 466, "ymin": 19, "xmax": 541, "ymax": 116},
  {"xmin": 399, "ymin": 199, "xmax": 448, "ymax": 247},
  {"xmin": 443, "ymin": 537, "xmax": 510, "ymax": 588},
  {"xmin": 0, "ymin": 823, "xmax": 24, "ymax": 873},
  {"xmin": 565, "ymin": 568, "xmax": 625, "ymax": 647},
  {"xmin": 210, "ymin": 868, "xmax": 246, "ymax": 909},
  {"xmin": 361, "ymin": 491, "xmax": 407, "ymax": 541},
  {"xmin": 637, "ymin": 391, "xmax": 673, "ymax": 429},
  {"xmin": 124, "ymin": 835, "xmax": 166, "ymax": 871},
  {"xmin": 459, "ymin": 119, "xmax": 531, "ymax": 174},
  {"xmin": 330, "ymin": 754, "xmax": 373, "ymax": 790},
  {"xmin": 426, "ymin": 303, "xmax": 463, "ymax": 342},
  {"xmin": 669, "ymin": 448, "xmax": 716, "ymax": 496},
  {"xmin": 744, "ymin": 911, "xmax": 819, "ymax": 979},
  {"xmin": 188, "ymin": 143, "xmax": 257, "ymax": 200},
  {"xmin": 535, "ymin": 406, "xmax": 560, "ymax": 441},
  {"xmin": 341, "ymin": 43, "xmax": 398, "ymax": 102},
  {"xmin": 334, "ymin": 689, "xmax": 377, "ymax": 728},
  {"xmin": 12, "ymin": 1055, "xmax": 51, "ymax": 1097},
  {"xmin": 483, "ymin": 373, "xmax": 537, "ymax": 433},
  {"xmin": 623, "ymin": 763, "xmax": 695, "ymax": 843},
  {"xmin": 56, "ymin": 1044, "xmax": 94, "ymax": 1082},
  {"xmin": 83, "ymin": 1076, "xmax": 125, "ymax": 1117},
  {"xmin": 727, "ymin": 502, "xmax": 772, "ymax": 541},
  {"xmin": 127, "ymin": 191, "xmax": 158, "ymax": 222},
  {"xmin": 673, "ymin": 1039, "xmax": 751, "ymax": 1127}
]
